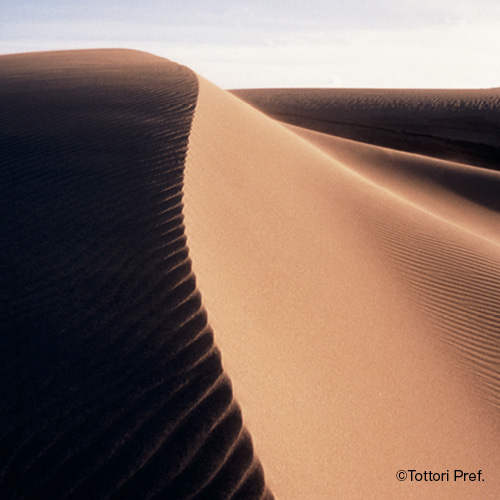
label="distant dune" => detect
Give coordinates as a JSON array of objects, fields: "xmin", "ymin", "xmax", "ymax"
[
  {"xmin": 2, "ymin": 49, "xmax": 500, "ymax": 499},
  {"xmin": 232, "ymin": 87, "xmax": 500, "ymax": 170}
]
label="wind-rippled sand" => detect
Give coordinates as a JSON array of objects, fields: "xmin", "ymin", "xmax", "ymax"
[{"xmin": 2, "ymin": 49, "xmax": 500, "ymax": 499}]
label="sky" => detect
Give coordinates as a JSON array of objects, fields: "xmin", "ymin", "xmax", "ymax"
[{"xmin": 1, "ymin": 0, "xmax": 500, "ymax": 88}]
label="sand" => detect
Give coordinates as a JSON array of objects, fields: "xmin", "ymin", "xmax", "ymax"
[
  {"xmin": 184, "ymin": 78, "xmax": 500, "ymax": 499},
  {"xmin": 232, "ymin": 87, "xmax": 500, "ymax": 170},
  {"xmin": 2, "ymin": 49, "xmax": 500, "ymax": 499},
  {"xmin": 0, "ymin": 50, "xmax": 271, "ymax": 500}
]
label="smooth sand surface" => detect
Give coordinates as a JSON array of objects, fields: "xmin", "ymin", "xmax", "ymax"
[
  {"xmin": 184, "ymin": 78, "xmax": 500, "ymax": 498},
  {"xmin": 2, "ymin": 49, "xmax": 500, "ymax": 499}
]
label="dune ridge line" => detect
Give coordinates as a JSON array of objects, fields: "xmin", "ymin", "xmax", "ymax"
[{"xmin": 0, "ymin": 49, "xmax": 272, "ymax": 500}]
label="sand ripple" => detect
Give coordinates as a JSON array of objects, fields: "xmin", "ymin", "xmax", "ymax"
[{"xmin": 0, "ymin": 50, "xmax": 272, "ymax": 500}]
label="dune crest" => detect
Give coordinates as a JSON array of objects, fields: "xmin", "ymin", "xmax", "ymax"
[{"xmin": 0, "ymin": 50, "xmax": 272, "ymax": 500}]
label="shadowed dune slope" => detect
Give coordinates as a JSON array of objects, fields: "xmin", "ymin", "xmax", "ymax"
[
  {"xmin": 232, "ymin": 88, "xmax": 500, "ymax": 171},
  {"xmin": 0, "ymin": 50, "xmax": 272, "ymax": 500},
  {"xmin": 184, "ymin": 78, "xmax": 500, "ymax": 499}
]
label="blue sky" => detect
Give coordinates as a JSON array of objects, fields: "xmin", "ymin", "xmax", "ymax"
[{"xmin": 2, "ymin": 0, "xmax": 500, "ymax": 88}]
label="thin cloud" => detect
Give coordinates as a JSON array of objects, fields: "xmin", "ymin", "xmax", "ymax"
[{"xmin": 1, "ymin": 0, "xmax": 499, "ymax": 88}]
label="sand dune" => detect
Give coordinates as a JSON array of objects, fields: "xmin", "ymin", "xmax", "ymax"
[
  {"xmin": 0, "ymin": 50, "xmax": 271, "ymax": 500},
  {"xmin": 2, "ymin": 49, "xmax": 500, "ymax": 499},
  {"xmin": 232, "ymin": 87, "xmax": 500, "ymax": 171}
]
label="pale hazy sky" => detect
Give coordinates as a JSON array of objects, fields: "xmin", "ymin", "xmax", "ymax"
[{"xmin": 2, "ymin": 0, "xmax": 500, "ymax": 88}]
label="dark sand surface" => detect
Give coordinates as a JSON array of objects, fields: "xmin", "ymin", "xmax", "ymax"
[{"xmin": 0, "ymin": 50, "xmax": 271, "ymax": 500}]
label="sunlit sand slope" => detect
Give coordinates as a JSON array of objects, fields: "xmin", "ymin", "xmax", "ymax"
[
  {"xmin": 184, "ymin": 78, "xmax": 500, "ymax": 499},
  {"xmin": 286, "ymin": 126, "xmax": 500, "ymax": 409},
  {"xmin": 232, "ymin": 88, "xmax": 500, "ymax": 170},
  {"xmin": 0, "ymin": 50, "xmax": 272, "ymax": 500}
]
